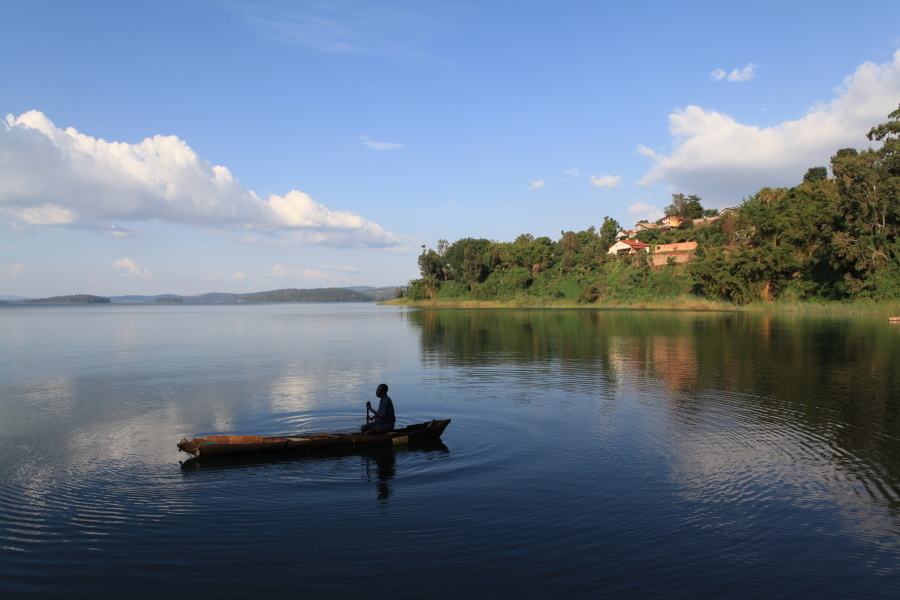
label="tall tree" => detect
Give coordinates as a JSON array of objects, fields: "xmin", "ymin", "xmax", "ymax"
[
  {"xmin": 803, "ymin": 166, "xmax": 828, "ymax": 183},
  {"xmin": 599, "ymin": 216, "xmax": 621, "ymax": 250},
  {"xmin": 665, "ymin": 193, "xmax": 705, "ymax": 220}
]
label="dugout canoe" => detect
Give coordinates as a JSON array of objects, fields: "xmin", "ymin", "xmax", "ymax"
[{"xmin": 177, "ymin": 419, "xmax": 451, "ymax": 458}]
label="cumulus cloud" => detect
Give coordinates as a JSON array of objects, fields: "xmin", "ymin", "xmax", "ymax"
[
  {"xmin": 711, "ymin": 63, "xmax": 756, "ymax": 82},
  {"xmin": 527, "ymin": 179, "xmax": 546, "ymax": 191},
  {"xmin": 106, "ymin": 224, "xmax": 135, "ymax": 238},
  {"xmin": 114, "ymin": 257, "xmax": 151, "ymax": 278},
  {"xmin": 17, "ymin": 204, "xmax": 75, "ymax": 225},
  {"xmin": 230, "ymin": 271, "xmax": 246, "ymax": 280},
  {"xmin": 267, "ymin": 263, "xmax": 356, "ymax": 281},
  {"xmin": 636, "ymin": 144, "xmax": 658, "ymax": 159},
  {"xmin": 563, "ymin": 167, "xmax": 580, "ymax": 176},
  {"xmin": 590, "ymin": 174, "xmax": 622, "ymax": 189},
  {"xmin": 641, "ymin": 51, "xmax": 900, "ymax": 205},
  {"xmin": 0, "ymin": 111, "xmax": 398, "ymax": 247},
  {"xmin": 359, "ymin": 134, "xmax": 405, "ymax": 151}
]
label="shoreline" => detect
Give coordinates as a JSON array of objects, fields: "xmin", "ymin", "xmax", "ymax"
[{"xmin": 383, "ymin": 296, "xmax": 900, "ymax": 316}]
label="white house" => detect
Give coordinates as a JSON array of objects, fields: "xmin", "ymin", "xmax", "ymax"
[{"xmin": 608, "ymin": 239, "xmax": 650, "ymax": 255}]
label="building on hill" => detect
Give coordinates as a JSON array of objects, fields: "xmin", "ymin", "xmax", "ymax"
[
  {"xmin": 608, "ymin": 239, "xmax": 650, "ymax": 255},
  {"xmin": 636, "ymin": 221, "xmax": 661, "ymax": 232},
  {"xmin": 691, "ymin": 215, "xmax": 720, "ymax": 227},
  {"xmin": 659, "ymin": 215, "xmax": 684, "ymax": 228},
  {"xmin": 616, "ymin": 229, "xmax": 637, "ymax": 240},
  {"xmin": 649, "ymin": 241, "xmax": 698, "ymax": 266}
]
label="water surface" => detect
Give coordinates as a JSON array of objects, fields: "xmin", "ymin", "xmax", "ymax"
[{"xmin": 1, "ymin": 305, "xmax": 899, "ymax": 597}]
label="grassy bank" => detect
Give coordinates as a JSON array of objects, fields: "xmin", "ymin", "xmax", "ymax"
[{"xmin": 384, "ymin": 296, "xmax": 900, "ymax": 316}]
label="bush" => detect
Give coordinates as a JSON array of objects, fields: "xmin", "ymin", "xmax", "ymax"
[
  {"xmin": 436, "ymin": 281, "xmax": 470, "ymax": 299},
  {"xmin": 577, "ymin": 285, "xmax": 601, "ymax": 303},
  {"xmin": 473, "ymin": 267, "xmax": 533, "ymax": 299},
  {"xmin": 406, "ymin": 279, "xmax": 429, "ymax": 300}
]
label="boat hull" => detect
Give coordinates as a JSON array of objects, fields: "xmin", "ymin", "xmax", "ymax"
[{"xmin": 177, "ymin": 419, "xmax": 451, "ymax": 458}]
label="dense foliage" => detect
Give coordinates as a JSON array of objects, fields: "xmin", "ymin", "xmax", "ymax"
[{"xmin": 408, "ymin": 107, "xmax": 900, "ymax": 304}]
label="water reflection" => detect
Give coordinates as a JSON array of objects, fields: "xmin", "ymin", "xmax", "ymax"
[
  {"xmin": 407, "ymin": 309, "xmax": 900, "ymax": 524},
  {"xmin": 2, "ymin": 305, "xmax": 899, "ymax": 597},
  {"xmin": 179, "ymin": 442, "xmax": 450, "ymax": 502},
  {"xmin": 364, "ymin": 448, "xmax": 396, "ymax": 501}
]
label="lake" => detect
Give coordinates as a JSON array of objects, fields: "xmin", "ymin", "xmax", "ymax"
[{"xmin": 1, "ymin": 304, "xmax": 899, "ymax": 598}]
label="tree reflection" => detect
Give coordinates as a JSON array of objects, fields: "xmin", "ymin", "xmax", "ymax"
[{"xmin": 407, "ymin": 309, "xmax": 900, "ymax": 490}]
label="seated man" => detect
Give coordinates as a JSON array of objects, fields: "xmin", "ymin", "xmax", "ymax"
[{"xmin": 361, "ymin": 383, "xmax": 395, "ymax": 434}]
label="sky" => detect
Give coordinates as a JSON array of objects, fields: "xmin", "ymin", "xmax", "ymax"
[{"xmin": 1, "ymin": 0, "xmax": 899, "ymax": 296}]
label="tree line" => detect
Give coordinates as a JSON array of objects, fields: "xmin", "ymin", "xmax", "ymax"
[{"xmin": 408, "ymin": 106, "xmax": 900, "ymax": 304}]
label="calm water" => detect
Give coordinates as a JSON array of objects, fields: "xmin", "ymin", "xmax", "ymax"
[{"xmin": 1, "ymin": 304, "xmax": 899, "ymax": 598}]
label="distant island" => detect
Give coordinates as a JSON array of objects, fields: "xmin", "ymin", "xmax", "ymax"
[
  {"xmin": 3, "ymin": 287, "xmax": 403, "ymax": 305},
  {"xmin": 395, "ymin": 106, "xmax": 900, "ymax": 312},
  {"xmin": 27, "ymin": 295, "xmax": 111, "ymax": 304}
]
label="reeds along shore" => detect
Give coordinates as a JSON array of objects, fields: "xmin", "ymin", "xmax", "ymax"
[{"xmin": 384, "ymin": 296, "xmax": 900, "ymax": 316}]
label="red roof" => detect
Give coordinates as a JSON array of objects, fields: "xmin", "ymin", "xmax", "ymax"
[{"xmin": 621, "ymin": 239, "xmax": 649, "ymax": 249}]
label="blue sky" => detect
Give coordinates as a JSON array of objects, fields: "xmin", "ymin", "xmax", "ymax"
[{"xmin": 2, "ymin": 0, "xmax": 899, "ymax": 296}]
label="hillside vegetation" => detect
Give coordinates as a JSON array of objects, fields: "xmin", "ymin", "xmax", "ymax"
[
  {"xmin": 26, "ymin": 295, "xmax": 111, "ymax": 304},
  {"xmin": 405, "ymin": 106, "xmax": 900, "ymax": 306},
  {"xmin": 6, "ymin": 287, "xmax": 403, "ymax": 305}
]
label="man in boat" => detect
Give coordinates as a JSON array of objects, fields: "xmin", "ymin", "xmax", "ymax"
[{"xmin": 362, "ymin": 383, "xmax": 395, "ymax": 434}]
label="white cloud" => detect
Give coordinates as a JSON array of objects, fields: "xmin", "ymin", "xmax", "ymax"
[
  {"xmin": 590, "ymin": 174, "xmax": 622, "ymax": 189},
  {"xmin": 0, "ymin": 111, "xmax": 398, "ymax": 248},
  {"xmin": 636, "ymin": 144, "xmax": 658, "ymax": 160},
  {"xmin": 527, "ymin": 179, "xmax": 546, "ymax": 191},
  {"xmin": 107, "ymin": 224, "xmax": 135, "ymax": 238},
  {"xmin": 642, "ymin": 51, "xmax": 900, "ymax": 205},
  {"xmin": 266, "ymin": 264, "xmax": 357, "ymax": 281},
  {"xmin": 562, "ymin": 167, "xmax": 580, "ymax": 176},
  {"xmin": 114, "ymin": 257, "xmax": 151, "ymax": 279},
  {"xmin": 359, "ymin": 134, "xmax": 405, "ymax": 151},
  {"xmin": 319, "ymin": 264, "xmax": 359, "ymax": 273},
  {"xmin": 237, "ymin": 3, "xmax": 441, "ymax": 65},
  {"xmin": 18, "ymin": 204, "xmax": 75, "ymax": 225},
  {"xmin": 230, "ymin": 271, "xmax": 246, "ymax": 280},
  {"xmin": 627, "ymin": 202, "xmax": 663, "ymax": 223},
  {"xmin": 3, "ymin": 262, "xmax": 26, "ymax": 277},
  {"xmin": 711, "ymin": 63, "xmax": 756, "ymax": 82}
]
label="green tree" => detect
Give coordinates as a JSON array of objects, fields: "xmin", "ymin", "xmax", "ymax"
[
  {"xmin": 665, "ymin": 193, "xmax": 705, "ymax": 220},
  {"xmin": 803, "ymin": 166, "xmax": 828, "ymax": 183},
  {"xmin": 599, "ymin": 216, "xmax": 621, "ymax": 250}
]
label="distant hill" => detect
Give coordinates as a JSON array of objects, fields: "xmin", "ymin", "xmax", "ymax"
[
  {"xmin": 106, "ymin": 295, "xmax": 158, "ymax": 303},
  {"xmin": 234, "ymin": 287, "xmax": 373, "ymax": 303},
  {"xmin": 107, "ymin": 287, "xmax": 398, "ymax": 304},
  {"xmin": 26, "ymin": 295, "xmax": 111, "ymax": 304},
  {"xmin": 6, "ymin": 286, "xmax": 403, "ymax": 305},
  {"xmin": 346, "ymin": 286, "xmax": 405, "ymax": 302}
]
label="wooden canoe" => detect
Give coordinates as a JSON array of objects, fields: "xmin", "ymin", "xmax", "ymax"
[{"xmin": 177, "ymin": 419, "xmax": 451, "ymax": 458}]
